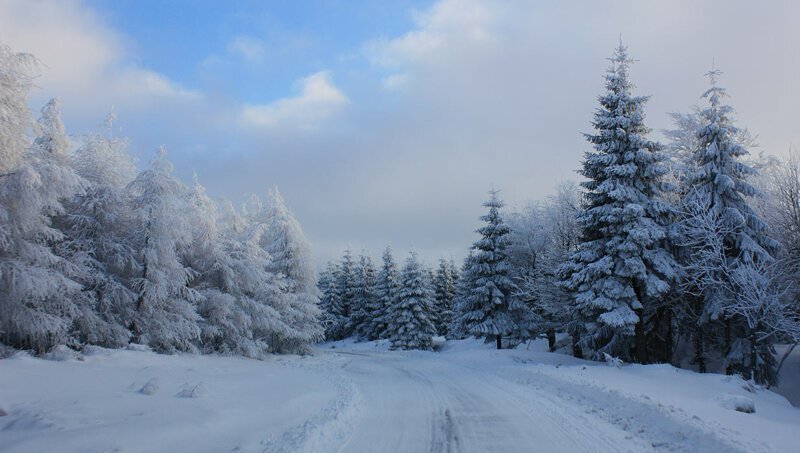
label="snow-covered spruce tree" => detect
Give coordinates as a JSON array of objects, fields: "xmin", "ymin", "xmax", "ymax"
[
  {"xmin": 678, "ymin": 68, "xmax": 779, "ymax": 375},
  {"xmin": 127, "ymin": 148, "xmax": 201, "ymax": 353},
  {"xmin": 386, "ymin": 252, "xmax": 438, "ymax": 350},
  {"xmin": 453, "ymin": 190, "xmax": 538, "ymax": 349},
  {"xmin": 318, "ymin": 261, "xmax": 345, "ymax": 340},
  {"xmin": 450, "ymin": 252, "xmax": 475, "ymax": 339},
  {"xmin": 57, "ymin": 113, "xmax": 139, "ymax": 348},
  {"xmin": 337, "ymin": 250, "xmax": 358, "ymax": 338},
  {"xmin": 0, "ymin": 95, "xmax": 95, "ymax": 353},
  {"xmin": 262, "ymin": 188, "xmax": 323, "ymax": 352},
  {"xmin": 367, "ymin": 247, "xmax": 401, "ymax": 340},
  {"xmin": 352, "ymin": 253, "xmax": 378, "ymax": 340},
  {"xmin": 433, "ymin": 258, "xmax": 457, "ymax": 337},
  {"xmin": 557, "ymin": 43, "xmax": 678, "ymax": 362}
]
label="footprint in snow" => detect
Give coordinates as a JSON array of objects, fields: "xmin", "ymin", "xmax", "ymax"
[
  {"xmin": 176, "ymin": 382, "xmax": 205, "ymax": 398},
  {"xmin": 138, "ymin": 378, "xmax": 159, "ymax": 395}
]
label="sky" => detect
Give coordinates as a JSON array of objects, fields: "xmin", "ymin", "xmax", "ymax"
[{"xmin": 0, "ymin": 0, "xmax": 798, "ymax": 267}]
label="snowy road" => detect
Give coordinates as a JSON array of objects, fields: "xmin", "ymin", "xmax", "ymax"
[
  {"xmin": 276, "ymin": 342, "xmax": 764, "ymax": 453},
  {"xmin": 326, "ymin": 349, "xmax": 637, "ymax": 453}
]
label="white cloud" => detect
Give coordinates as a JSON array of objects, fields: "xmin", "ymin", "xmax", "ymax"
[
  {"xmin": 242, "ymin": 71, "xmax": 348, "ymax": 130},
  {"xmin": 368, "ymin": 0, "xmax": 496, "ymax": 69},
  {"xmin": 227, "ymin": 36, "xmax": 266, "ymax": 64},
  {"xmin": 381, "ymin": 73, "xmax": 409, "ymax": 90},
  {"xmin": 0, "ymin": 0, "xmax": 200, "ymax": 121}
]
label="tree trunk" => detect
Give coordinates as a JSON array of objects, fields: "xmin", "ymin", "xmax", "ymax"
[
  {"xmin": 546, "ymin": 328, "xmax": 556, "ymax": 352},
  {"xmin": 694, "ymin": 324, "xmax": 706, "ymax": 373},
  {"xmin": 634, "ymin": 309, "xmax": 647, "ymax": 364},
  {"xmin": 495, "ymin": 334, "xmax": 502, "ymax": 350},
  {"xmin": 572, "ymin": 334, "xmax": 583, "ymax": 358},
  {"xmin": 665, "ymin": 309, "xmax": 673, "ymax": 365},
  {"xmin": 724, "ymin": 318, "xmax": 733, "ymax": 375},
  {"xmin": 747, "ymin": 329, "xmax": 757, "ymax": 382}
]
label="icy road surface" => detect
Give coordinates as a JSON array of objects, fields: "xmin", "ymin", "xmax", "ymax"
[{"xmin": 2, "ymin": 339, "xmax": 798, "ymax": 452}]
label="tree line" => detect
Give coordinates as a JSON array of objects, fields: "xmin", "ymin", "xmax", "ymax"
[
  {"xmin": 318, "ymin": 43, "xmax": 800, "ymax": 386},
  {"xmin": 0, "ymin": 44, "xmax": 322, "ymax": 357}
]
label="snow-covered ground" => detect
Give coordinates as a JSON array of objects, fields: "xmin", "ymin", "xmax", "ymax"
[
  {"xmin": 773, "ymin": 344, "xmax": 800, "ymax": 407},
  {"xmin": 2, "ymin": 340, "xmax": 798, "ymax": 452}
]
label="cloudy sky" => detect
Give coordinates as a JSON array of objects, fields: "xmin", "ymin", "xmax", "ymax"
[{"xmin": 1, "ymin": 0, "xmax": 798, "ymax": 266}]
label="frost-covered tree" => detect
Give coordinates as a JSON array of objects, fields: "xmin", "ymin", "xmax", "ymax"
[
  {"xmin": 433, "ymin": 258, "xmax": 457, "ymax": 337},
  {"xmin": 679, "ymin": 201, "xmax": 798, "ymax": 384},
  {"xmin": 336, "ymin": 250, "xmax": 358, "ymax": 338},
  {"xmin": 366, "ymin": 247, "xmax": 401, "ymax": 340},
  {"xmin": 56, "ymin": 112, "xmax": 139, "ymax": 348},
  {"xmin": 0, "ymin": 45, "xmax": 35, "ymax": 174},
  {"xmin": 186, "ymin": 187, "xmax": 293, "ymax": 358},
  {"xmin": 678, "ymin": 68, "xmax": 779, "ymax": 374},
  {"xmin": 683, "ymin": 69, "xmax": 777, "ymax": 267},
  {"xmin": 505, "ymin": 182, "xmax": 582, "ymax": 353},
  {"xmin": 558, "ymin": 43, "xmax": 678, "ymax": 362},
  {"xmin": 264, "ymin": 189, "xmax": 317, "ymax": 295},
  {"xmin": 763, "ymin": 150, "xmax": 800, "ymax": 257},
  {"xmin": 352, "ymin": 253, "xmax": 378, "ymax": 340},
  {"xmin": 665, "ymin": 107, "xmax": 757, "ymax": 204},
  {"xmin": 318, "ymin": 261, "xmax": 344, "ymax": 340},
  {"xmin": 316, "ymin": 250, "xmax": 357, "ymax": 340},
  {"xmin": 261, "ymin": 188, "xmax": 323, "ymax": 352},
  {"xmin": 128, "ymin": 148, "xmax": 201, "ymax": 353},
  {"xmin": 453, "ymin": 190, "xmax": 537, "ymax": 349},
  {"xmin": 386, "ymin": 252, "xmax": 437, "ymax": 350},
  {"xmin": 451, "ymin": 252, "xmax": 475, "ymax": 339},
  {"xmin": 0, "ymin": 96, "xmax": 92, "ymax": 353}
]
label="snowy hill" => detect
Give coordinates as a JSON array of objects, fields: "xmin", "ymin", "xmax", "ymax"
[{"xmin": 1, "ymin": 340, "xmax": 798, "ymax": 452}]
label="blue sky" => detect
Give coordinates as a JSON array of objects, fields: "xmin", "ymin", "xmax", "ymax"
[
  {"xmin": 1, "ymin": 0, "xmax": 798, "ymax": 266},
  {"xmin": 87, "ymin": 0, "xmax": 428, "ymax": 103}
]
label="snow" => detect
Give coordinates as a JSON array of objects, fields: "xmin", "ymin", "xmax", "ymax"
[
  {"xmin": 715, "ymin": 394, "xmax": 756, "ymax": 413},
  {"xmin": 0, "ymin": 348, "xmax": 342, "ymax": 452},
  {"xmin": 773, "ymin": 344, "xmax": 800, "ymax": 406},
  {"xmin": 2, "ymin": 340, "xmax": 799, "ymax": 452}
]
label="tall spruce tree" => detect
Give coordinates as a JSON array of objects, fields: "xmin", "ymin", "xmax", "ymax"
[
  {"xmin": 452, "ymin": 190, "xmax": 537, "ymax": 349},
  {"xmin": 386, "ymin": 252, "xmax": 437, "ymax": 350},
  {"xmin": 337, "ymin": 250, "xmax": 358, "ymax": 338},
  {"xmin": 558, "ymin": 43, "xmax": 678, "ymax": 362},
  {"xmin": 433, "ymin": 259, "xmax": 457, "ymax": 337},
  {"xmin": 684, "ymin": 68, "xmax": 777, "ymax": 269},
  {"xmin": 318, "ymin": 261, "xmax": 344, "ymax": 340},
  {"xmin": 352, "ymin": 253, "xmax": 378, "ymax": 340},
  {"xmin": 679, "ymin": 67, "xmax": 779, "ymax": 375},
  {"xmin": 367, "ymin": 247, "xmax": 401, "ymax": 340}
]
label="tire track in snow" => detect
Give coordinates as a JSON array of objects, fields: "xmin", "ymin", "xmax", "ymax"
[{"xmin": 429, "ymin": 408, "xmax": 460, "ymax": 453}]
